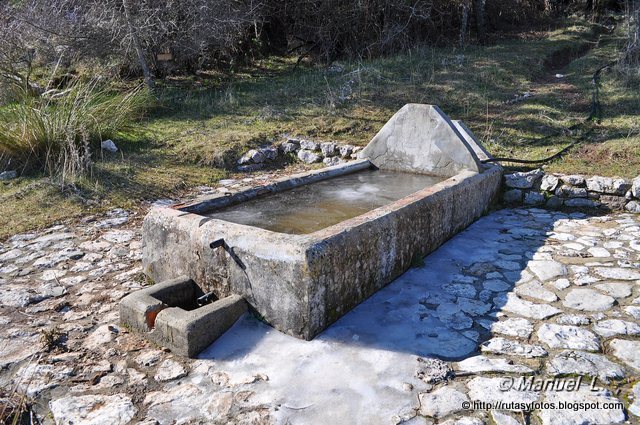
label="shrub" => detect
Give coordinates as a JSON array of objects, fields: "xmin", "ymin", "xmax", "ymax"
[{"xmin": 0, "ymin": 80, "xmax": 152, "ymax": 181}]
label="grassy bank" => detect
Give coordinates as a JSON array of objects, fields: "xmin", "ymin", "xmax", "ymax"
[{"xmin": 1, "ymin": 16, "xmax": 638, "ymax": 239}]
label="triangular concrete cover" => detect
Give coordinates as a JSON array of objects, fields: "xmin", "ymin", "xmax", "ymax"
[{"xmin": 359, "ymin": 104, "xmax": 483, "ymax": 177}]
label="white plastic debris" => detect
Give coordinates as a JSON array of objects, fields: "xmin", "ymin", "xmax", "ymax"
[{"xmin": 101, "ymin": 139, "xmax": 118, "ymax": 153}]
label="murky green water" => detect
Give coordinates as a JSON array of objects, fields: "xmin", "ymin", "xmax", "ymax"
[{"xmin": 206, "ymin": 170, "xmax": 445, "ymax": 234}]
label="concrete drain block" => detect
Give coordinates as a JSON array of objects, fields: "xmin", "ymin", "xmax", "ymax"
[
  {"xmin": 122, "ymin": 104, "xmax": 502, "ymax": 356},
  {"xmin": 120, "ymin": 276, "xmax": 247, "ymax": 357}
]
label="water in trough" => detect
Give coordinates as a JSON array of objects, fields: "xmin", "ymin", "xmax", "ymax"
[{"xmin": 206, "ymin": 169, "xmax": 446, "ymax": 234}]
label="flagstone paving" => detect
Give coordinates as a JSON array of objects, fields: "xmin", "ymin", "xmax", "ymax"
[{"xmin": 0, "ymin": 207, "xmax": 639, "ymax": 424}]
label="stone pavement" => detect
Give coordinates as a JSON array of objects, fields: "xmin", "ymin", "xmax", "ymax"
[{"xmin": 1, "ymin": 207, "xmax": 639, "ymax": 424}]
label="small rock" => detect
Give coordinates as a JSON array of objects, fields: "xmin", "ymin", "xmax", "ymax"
[
  {"xmin": 504, "ymin": 169, "xmax": 544, "ymax": 189},
  {"xmin": 455, "ymin": 355, "xmax": 533, "ymax": 374},
  {"xmin": 632, "ymin": 176, "xmax": 640, "ymax": 198},
  {"xmin": 495, "ymin": 293, "xmax": 561, "ymax": 320},
  {"xmin": 0, "ymin": 170, "xmax": 17, "ymax": 180},
  {"xmin": 323, "ymin": 157, "xmax": 342, "ymax": 167},
  {"xmin": 556, "ymin": 185, "xmax": 588, "ymax": 198},
  {"xmin": 609, "ymin": 339, "xmax": 640, "ymax": 371},
  {"xmin": 545, "ymin": 196, "xmax": 563, "ymax": 209},
  {"xmin": 559, "ymin": 175, "xmax": 586, "ymax": 186},
  {"xmin": 626, "ymin": 201, "xmax": 640, "ymax": 213},
  {"xmin": 547, "ymin": 350, "xmax": 624, "ymax": 383},
  {"xmin": 492, "ymin": 411, "xmax": 521, "ymax": 425},
  {"xmin": 503, "ymin": 189, "xmax": 523, "ymax": 203},
  {"xmin": 443, "ymin": 283, "xmax": 477, "ymax": 299},
  {"xmin": 565, "ymin": 198, "xmax": 598, "ymax": 208},
  {"xmin": 102, "ymin": 230, "xmax": 135, "ymax": 244},
  {"xmin": 491, "ymin": 317, "xmax": 534, "ymax": 338},
  {"xmin": 320, "ymin": 142, "xmax": 337, "ymax": 157},
  {"xmin": 552, "ymin": 278, "xmax": 571, "ymax": 290},
  {"xmin": 556, "ymin": 314, "xmax": 590, "ymax": 325},
  {"xmin": 630, "ymin": 382, "xmax": 640, "ymax": 417},
  {"xmin": 594, "ymin": 266, "xmax": 640, "ymax": 280},
  {"xmin": 280, "ymin": 142, "xmax": 299, "ymax": 153},
  {"xmin": 481, "ymin": 337, "xmax": 547, "ymax": 358},
  {"xmin": 415, "ymin": 358, "xmax": 453, "ymax": 384},
  {"xmin": 467, "ymin": 376, "xmax": 539, "ymax": 406},
  {"xmin": 527, "ymin": 260, "xmax": 567, "ymax": 281},
  {"xmin": 515, "ymin": 281, "xmax": 557, "ymax": 302},
  {"xmin": 259, "ymin": 147, "xmax": 278, "ymax": 161},
  {"xmin": 50, "ymin": 394, "xmax": 137, "ymax": 425},
  {"xmin": 456, "ymin": 298, "xmax": 491, "ymax": 315},
  {"xmin": 297, "ymin": 149, "xmax": 322, "ymax": 164},
  {"xmin": 563, "ymin": 288, "xmax": 615, "ymax": 312},
  {"xmin": 586, "ymin": 176, "xmax": 631, "ymax": 195},
  {"xmin": 84, "ymin": 324, "xmax": 119, "ymax": 350},
  {"xmin": 593, "ymin": 319, "xmax": 640, "ymax": 337},
  {"xmin": 339, "ymin": 145, "xmax": 354, "ymax": 158},
  {"xmin": 154, "ymin": 359, "xmax": 187, "ymax": 382},
  {"xmin": 540, "ymin": 387, "xmax": 625, "ymax": 425},
  {"xmin": 524, "ymin": 191, "xmax": 545, "ymax": 205},
  {"xmin": 237, "ymin": 164, "xmax": 264, "ymax": 172},
  {"xmin": 587, "ymin": 247, "xmax": 611, "ymax": 257},
  {"xmin": 483, "ymin": 279, "xmax": 510, "ymax": 292},
  {"xmin": 135, "ymin": 349, "xmax": 164, "ymax": 367},
  {"xmin": 594, "ymin": 282, "xmax": 632, "ymax": 298},
  {"xmin": 299, "ymin": 139, "xmax": 319, "ymax": 151},
  {"xmin": 537, "ymin": 324, "xmax": 600, "ymax": 351},
  {"xmin": 101, "ymin": 139, "xmax": 118, "ymax": 153},
  {"xmin": 540, "ymin": 175, "xmax": 559, "ymax": 192},
  {"xmin": 418, "ymin": 387, "xmax": 468, "ymax": 418}
]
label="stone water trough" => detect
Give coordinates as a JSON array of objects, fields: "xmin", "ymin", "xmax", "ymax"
[{"xmin": 120, "ymin": 104, "xmax": 502, "ymax": 357}]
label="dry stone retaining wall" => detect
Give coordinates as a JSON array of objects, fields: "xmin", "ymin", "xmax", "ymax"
[
  {"xmin": 236, "ymin": 137, "xmax": 362, "ymax": 171},
  {"xmin": 503, "ymin": 169, "xmax": 640, "ymax": 213}
]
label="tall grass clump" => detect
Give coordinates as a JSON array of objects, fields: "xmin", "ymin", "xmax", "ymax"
[{"xmin": 0, "ymin": 79, "xmax": 152, "ymax": 181}]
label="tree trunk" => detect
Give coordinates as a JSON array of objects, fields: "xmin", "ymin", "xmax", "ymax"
[
  {"xmin": 460, "ymin": 0, "xmax": 471, "ymax": 47},
  {"xmin": 474, "ymin": 0, "xmax": 487, "ymax": 44},
  {"xmin": 122, "ymin": 0, "xmax": 154, "ymax": 89}
]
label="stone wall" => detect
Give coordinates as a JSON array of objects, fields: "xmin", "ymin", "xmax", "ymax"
[
  {"xmin": 502, "ymin": 169, "xmax": 640, "ymax": 213},
  {"xmin": 236, "ymin": 137, "xmax": 361, "ymax": 172}
]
